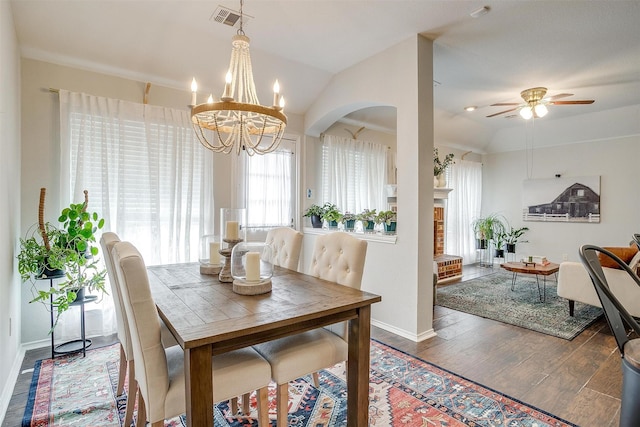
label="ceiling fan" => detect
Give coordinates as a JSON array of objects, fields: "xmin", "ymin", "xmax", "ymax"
[{"xmin": 486, "ymin": 87, "xmax": 595, "ymax": 119}]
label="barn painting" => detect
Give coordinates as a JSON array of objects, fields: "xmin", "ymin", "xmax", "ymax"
[{"xmin": 522, "ymin": 176, "xmax": 600, "ymax": 223}]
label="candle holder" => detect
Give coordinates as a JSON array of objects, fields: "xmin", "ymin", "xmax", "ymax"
[
  {"xmin": 231, "ymin": 242, "xmax": 273, "ymax": 295},
  {"xmin": 199, "ymin": 234, "xmax": 221, "ymax": 275},
  {"xmin": 219, "ymin": 208, "xmax": 247, "ymax": 283}
]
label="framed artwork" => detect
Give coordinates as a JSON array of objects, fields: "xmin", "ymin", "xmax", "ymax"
[{"xmin": 522, "ymin": 176, "xmax": 600, "ymax": 223}]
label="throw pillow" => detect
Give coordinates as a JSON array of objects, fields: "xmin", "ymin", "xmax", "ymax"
[{"xmin": 598, "ymin": 243, "xmax": 639, "ymax": 269}]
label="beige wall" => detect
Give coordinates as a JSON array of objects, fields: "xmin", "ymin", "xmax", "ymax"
[
  {"xmin": 19, "ymin": 58, "xmax": 305, "ymax": 343},
  {"xmin": 0, "ymin": 1, "xmax": 22, "ymax": 418}
]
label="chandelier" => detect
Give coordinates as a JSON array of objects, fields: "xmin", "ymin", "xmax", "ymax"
[{"xmin": 190, "ymin": 0, "xmax": 287, "ymax": 155}]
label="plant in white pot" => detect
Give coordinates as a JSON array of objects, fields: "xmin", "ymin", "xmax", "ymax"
[
  {"xmin": 433, "ymin": 148, "xmax": 454, "ymax": 187},
  {"xmin": 18, "ymin": 188, "xmax": 107, "ymax": 326}
]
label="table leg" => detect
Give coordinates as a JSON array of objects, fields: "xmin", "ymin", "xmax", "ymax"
[
  {"xmin": 347, "ymin": 305, "xmax": 371, "ymax": 427},
  {"xmin": 510, "ymin": 272, "xmax": 518, "ymax": 291},
  {"xmin": 185, "ymin": 345, "xmax": 213, "ymax": 427},
  {"xmin": 534, "ymin": 275, "xmax": 546, "ymax": 302}
]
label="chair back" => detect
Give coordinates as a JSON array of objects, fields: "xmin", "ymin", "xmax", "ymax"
[
  {"xmin": 265, "ymin": 227, "xmax": 303, "ymax": 270},
  {"xmin": 112, "ymin": 241, "xmax": 168, "ymax": 422},
  {"xmin": 100, "ymin": 232, "xmax": 133, "ymax": 360},
  {"xmin": 579, "ymin": 244, "xmax": 640, "ymax": 355},
  {"xmin": 310, "ymin": 232, "xmax": 367, "ymax": 289},
  {"xmin": 634, "ymin": 234, "xmax": 640, "ymax": 250}
]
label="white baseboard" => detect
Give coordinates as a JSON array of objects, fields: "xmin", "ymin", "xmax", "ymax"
[
  {"xmin": 0, "ymin": 345, "xmax": 26, "ymax": 426},
  {"xmin": 371, "ymin": 318, "xmax": 438, "ymax": 342}
]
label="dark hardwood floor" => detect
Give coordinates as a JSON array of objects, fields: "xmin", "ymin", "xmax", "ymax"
[{"xmin": 3, "ymin": 264, "xmax": 620, "ymax": 427}]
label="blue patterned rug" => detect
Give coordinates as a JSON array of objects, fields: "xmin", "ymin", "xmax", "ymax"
[
  {"xmin": 437, "ymin": 269, "xmax": 603, "ymax": 340},
  {"xmin": 23, "ymin": 340, "xmax": 577, "ymax": 426}
]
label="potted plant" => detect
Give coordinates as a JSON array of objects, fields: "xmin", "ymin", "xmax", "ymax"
[
  {"xmin": 433, "ymin": 148, "xmax": 454, "ymax": 187},
  {"xmin": 471, "ymin": 213, "xmax": 505, "ymax": 250},
  {"xmin": 357, "ymin": 209, "xmax": 377, "ymax": 232},
  {"xmin": 342, "ymin": 212, "xmax": 357, "ymax": 231},
  {"xmin": 375, "ymin": 210, "xmax": 397, "ymax": 234},
  {"xmin": 18, "ymin": 188, "xmax": 107, "ymax": 326},
  {"xmin": 492, "ymin": 230, "xmax": 507, "ymax": 258},
  {"xmin": 303, "ymin": 204, "xmax": 324, "ymax": 228},
  {"xmin": 504, "ymin": 225, "xmax": 529, "ymax": 254},
  {"xmin": 320, "ymin": 203, "xmax": 341, "ymax": 228}
]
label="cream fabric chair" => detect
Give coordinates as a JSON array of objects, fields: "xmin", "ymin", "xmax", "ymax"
[
  {"xmin": 112, "ymin": 241, "xmax": 272, "ymax": 427},
  {"xmin": 100, "ymin": 232, "xmax": 178, "ymax": 427},
  {"xmin": 265, "ymin": 227, "xmax": 303, "ymax": 270},
  {"xmin": 254, "ymin": 232, "xmax": 368, "ymax": 426}
]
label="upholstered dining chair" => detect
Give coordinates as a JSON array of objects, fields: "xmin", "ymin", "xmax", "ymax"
[
  {"xmin": 100, "ymin": 232, "xmax": 178, "ymax": 427},
  {"xmin": 111, "ymin": 241, "xmax": 272, "ymax": 427},
  {"xmin": 254, "ymin": 232, "xmax": 368, "ymax": 427},
  {"xmin": 265, "ymin": 227, "xmax": 303, "ymax": 270},
  {"xmin": 579, "ymin": 244, "xmax": 640, "ymax": 427}
]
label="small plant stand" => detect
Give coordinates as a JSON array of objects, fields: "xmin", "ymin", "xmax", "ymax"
[{"xmin": 48, "ymin": 280, "xmax": 95, "ymax": 359}]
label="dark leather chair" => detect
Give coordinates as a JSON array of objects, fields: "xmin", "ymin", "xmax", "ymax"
[
  {"xmin": 633, "ymin": 234, "xmax": 640, "ymax": 250},
  {"xmin": 579, "ymin": 244, "xmax": 640, "ymax": 427}
]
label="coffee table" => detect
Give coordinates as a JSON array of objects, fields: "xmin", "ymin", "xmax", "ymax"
[{"xmin": 500, "ymin": 261, "xmax": 560, "ymax": 302}]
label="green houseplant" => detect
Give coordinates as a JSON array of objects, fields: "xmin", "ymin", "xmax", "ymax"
[
  {"xmin": 504, "ymin": 225, "xmax": 529, "ymax": 254},
  {"xmin": 433, "ymin": 148, "xmax": 454, "ymax": 187},
  {"xmin": 18, "ymin": 188, "xmax": 107, "ymax": 325},
  {"xmin": 375, "ymin": 210, "xmax": 397, "ymax": 234},
  {"xmin": 342, "ymin": 212, "xmax": 357, "ymax": 231},
  {"xmin": 471, "ymin": 213, "xmax": 505, "ymax": 250},
  {"xmin": 303, "ymin": 204, "xmax": 324, "ymax": 228},
  {"xmin": 322, "ymin": 204, "xmax": 342, "ymax": 228},
  {"xmin": 357, "ymin": 209, "xmax": 377, "ymax": 232}
]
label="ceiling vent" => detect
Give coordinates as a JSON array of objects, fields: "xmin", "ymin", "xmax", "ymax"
[{"xmin": 210, "ymin": 5, "xmax": 252, "ymax": 29}]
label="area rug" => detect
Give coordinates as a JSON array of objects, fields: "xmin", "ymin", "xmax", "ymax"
[
  {"xmin": 22, "ymin": 340, "xmax": 577, "ymax": 427},
  {"xmin": 436, "ymin": 269, "xmax": 603, "ymax": 340}
]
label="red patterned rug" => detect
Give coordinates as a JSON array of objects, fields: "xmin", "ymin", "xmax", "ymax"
[{"xmin": 23, "ymin": 339, "xmax": 577, "ymax": 426}]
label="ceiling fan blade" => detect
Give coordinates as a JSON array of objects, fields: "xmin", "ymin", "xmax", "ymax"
[
  {"xmin": 547, "ymin": 93, "xmax": 573, "ymax": 100},
  {"xmin": 490, "ymin": 102, "xmax": 520, "ymax": 106},
  {"xmin": 486, "ymin": 107, "xmax": 519, "ymax": 118},
  {"xmin": 549, "ymin": 100, "xmax": 595, "ymax": 105}
]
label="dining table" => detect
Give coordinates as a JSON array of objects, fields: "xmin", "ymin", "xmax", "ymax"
[{"xmin": 147, "ymin": 262, "xmax": 381, "ymax": 427}]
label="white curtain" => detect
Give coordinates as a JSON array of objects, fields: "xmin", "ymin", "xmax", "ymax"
[
  {"xmin": 58, "ymin": 90, "xmax": 213, "ymax": 339},
  {"xmin": 445, "ymin": 159, "xmax": 482, "ymax": 264},
  {"xmin": 321, "ymin": 134, "xmax": 388, "ymax": 214}
]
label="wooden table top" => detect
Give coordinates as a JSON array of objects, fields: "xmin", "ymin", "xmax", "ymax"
[
  {"xmin": 500, "ymin": 261, "xmax": 560, "ymax": 276},
  {"xmin": 147, "ymin": 263, "xmax": 382, "ymax": 352}
]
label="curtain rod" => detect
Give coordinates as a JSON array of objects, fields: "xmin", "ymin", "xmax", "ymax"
[{"xmin": 49, "ymin": 88, "xmax": 59, "ymax": 93}]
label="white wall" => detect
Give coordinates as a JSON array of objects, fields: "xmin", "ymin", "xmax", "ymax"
[
  {"xmin": 19, "ymin": 58, "xmax": 305, "ymax": 343},
  {"xmin": 481, "ymin": 134, "xmax": 640, "ymax": 263},
  {"xmin": 304, "ymin": 35, "xmax": 436, "ymax": 341},
  {"xmin": 0, "ymin": 0, "xmax": 23, "ymax": 420}
]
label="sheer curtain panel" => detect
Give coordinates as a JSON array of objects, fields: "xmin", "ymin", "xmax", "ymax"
[
  {"xmin": 321, "ymin": 134, "xmax": 388, "ymax": 214},
  {"xmin": 445, "ymin": 159, "xmax": 482, "ymax": 265},
  {"xmin": 58, "ymin": 90, "xmax": 213, "ymax": 339}
]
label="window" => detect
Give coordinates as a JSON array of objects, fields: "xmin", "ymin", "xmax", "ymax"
[
  {"xmin": 243, "ymin": 138, "xmax": 297, "ymax": 230},
  {"xmin": 320, "ymin": 134, "xmax": 388, "ymax": 214}
]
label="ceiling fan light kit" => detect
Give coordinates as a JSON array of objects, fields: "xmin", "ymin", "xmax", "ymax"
[{"xmin": 487, "ymin": 86, "xmax": 595, "ymax": 120}]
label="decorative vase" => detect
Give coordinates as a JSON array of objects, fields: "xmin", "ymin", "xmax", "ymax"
[
  {"xmin": 364, "ymin": 221, "xmax": 375, "ymax": 232},
  {"xmin": 384, "ymin": 221, "xmax": 397, "ymax": 234},
  {"xmin": 433, "ymin": 176, "xmax": 439, "ymax": 187},
  {"xmin": 310, "ymin": 214, "xmax": 322, "ymax": 228},
  {"xmin": 199, "ymin": 234, "xmax": 221, "ymax": 275},
  {"xmin": 231, "ymin": 242, "xmax": 273, "ymax": 295},
  {"xmin": 328, "ymin": 220, "xmax": 338, "ymax": 229},
  {"xmin": 437, "ymin": 174, "xmax": 446, "ymax": 188},
  {"xmin": 345, "ymin": 219, "xmax": 356, "ymax": 231}
]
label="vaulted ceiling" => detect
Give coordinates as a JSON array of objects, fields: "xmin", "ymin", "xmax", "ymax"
[{"xmin": 10, "ymin": 0, "xmax": 640, "ymax": 152}]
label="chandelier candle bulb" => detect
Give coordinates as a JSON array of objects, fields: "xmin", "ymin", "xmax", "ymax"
[
  {"xmin": 245, "ymin": 251, "xmax": 260, "ymax": 282},
  {"xmin": 191, "ymin": 78, "xmax": 197, "ymax": 105},
  {"xmin": 209, "ymin": 242, "xmax": 220, "ymax": 265},
  {"xmin": 273, "ymin": 80, "xmax": 280, "ymax": 107},
  {"xmin": 226, "ymin": 221, "xmax": 239, "ymax": 240},
  {"xmin": 207, "ymin": 94, "xmax": 214, "ymax": 104},
  {"xmin": 222, "ymin": 71, "xmax": 233, "ymax": 101}
]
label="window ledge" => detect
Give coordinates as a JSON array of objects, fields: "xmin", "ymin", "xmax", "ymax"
[{"xmin": 303, "ymin": 227, "xmax": 397, "ymax": 244}]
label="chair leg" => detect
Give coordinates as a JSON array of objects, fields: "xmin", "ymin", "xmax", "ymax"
[
  {"xmin": 136, "ymin": 388, "xmax": 146, "ymax": 427},
  {"xmin": 230, "ymin": 397, "xmax": 239, "ymax": 414},
  {"xmin": 151, "ymin": 423, "xmax": 163, "ymax": 427},
  {"xmin": 277, "ymin": 382, "xmax": 289, "ymax": 427},
  {"xmin": 242, "ymin": 392, "xmax": 251, "ymax": 415},
  {"xmin": 312, "ymin": 372, "xmax": 320, "ymax": 387},
  {"xmin": 117, "ymin": 344, "xmax": 126, "ymax": 396},
  {"xmin": 256, "ymin": 387, "xmax": 269, "ymax": 427},
  {"xmin": 124, "ymin": 360, "xmax": 136, "ymax": 427}
]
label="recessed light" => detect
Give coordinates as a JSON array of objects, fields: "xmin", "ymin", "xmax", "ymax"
[
  {"xmin": 470, "ymin": 6, "xmax": 490, "ymax": 18},
  {"xmin": 464, "ymin": 106, "xmax": 477, "ymax": 112}
]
